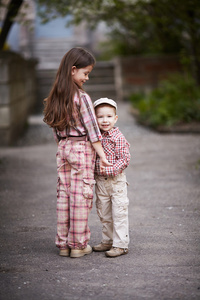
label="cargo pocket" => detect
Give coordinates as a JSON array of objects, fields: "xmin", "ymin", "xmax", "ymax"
[
  {"xmin": 112, "ymin": 179, "xmax": 129, "ymax": 207},
  {"xmin": 65, "ymin": 142, "xmax": 84, "ymax": 170},
  {"xmin": 83, "ymin": 179, "xmax": 96, "ymax": 209},
  {"xmin": 113, "ymin": 180, "xmax": 127, "ymax": 195}
]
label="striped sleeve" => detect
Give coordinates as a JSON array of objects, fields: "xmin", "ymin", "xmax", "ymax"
[{"xmin": 79, "ymin": 93, "xmax": 102, "ymax": 143}]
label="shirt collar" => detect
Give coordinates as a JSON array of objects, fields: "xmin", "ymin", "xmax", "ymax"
[{"xmin": 102, "ymin": 127, "xmax": 118, "ymax": 137}]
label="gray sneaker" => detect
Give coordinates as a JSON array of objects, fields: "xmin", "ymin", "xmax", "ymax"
[
  {"xmin": 93, "ymin": 243, "xmax": 112, "ymax": 252},
  {"xmin": 105, "ymin": 247, "xmax": 128, "ymax": 257}
]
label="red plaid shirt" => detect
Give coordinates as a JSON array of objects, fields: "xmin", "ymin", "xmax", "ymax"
[{"xmin": 95, "ymin": 127, "xmax": 131, "ymax": 177}]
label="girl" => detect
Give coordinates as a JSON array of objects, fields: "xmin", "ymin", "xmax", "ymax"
[{"xmin": 43, "ymin": 47, "xmax": 111, "ymax": 258}]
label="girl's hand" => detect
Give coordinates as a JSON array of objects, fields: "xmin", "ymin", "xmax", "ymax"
[
  {"xmin": 100, "ymin": 157, "xmax": 112, "ymax": 172},
  {"xmin": 91, "ymin": 141, "xmax": 112, "ymax": 172}
]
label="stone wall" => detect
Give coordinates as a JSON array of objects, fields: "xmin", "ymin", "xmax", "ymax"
[
  {"xmin": 116, "ymin": 55, "xmax": 182, "ymax": 100},
  {"xmin": 0, "ymin": 51, "xmax": 37, "ymax": 146}
]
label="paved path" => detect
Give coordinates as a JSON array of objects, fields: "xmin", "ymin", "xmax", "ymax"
[{"xmin": 0, "ymin": 102, "xmax": 200, "ymax": 300}]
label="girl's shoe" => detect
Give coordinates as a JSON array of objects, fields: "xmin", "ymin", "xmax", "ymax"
[
  {"xmin": 59, "ymin": 249, "xmax": 70, "ymax": 257},
  {"xmin": 70, "ymin": 245, "xmax": 92, "ymax": 258},
  {"xmin": 105, "ymin": 247, "xmax": 128, "ymax": 257},
  {"xmin": 92, "ymin": 243, "xmax": 112, "ymax": 252}
]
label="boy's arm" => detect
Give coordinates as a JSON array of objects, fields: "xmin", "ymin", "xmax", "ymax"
[{"xmin": 102, "ymin": 136, "xmax": 131, "ymax": 177}]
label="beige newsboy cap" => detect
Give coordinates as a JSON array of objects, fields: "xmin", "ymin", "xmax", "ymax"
[{"xmin": 93, "ymin": 98, "xmax": 117, "ymax": 109}]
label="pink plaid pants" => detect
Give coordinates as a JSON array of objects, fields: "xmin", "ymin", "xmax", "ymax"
[{"xmin": 55, "ymin": 139, "xmax": 96, "ymax": 250}]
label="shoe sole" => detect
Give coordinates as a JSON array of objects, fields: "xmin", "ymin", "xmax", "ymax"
[
  {"xmin": 92, "ymin": 247, "xmax": 112, "ymax": 252},
  {"xmin": 70, "ymin": 248, "xmax": 92, "ymax": 258},
  {"xmin": 105, "ymin": 251, "xmax": 128, "ymax": 257}
]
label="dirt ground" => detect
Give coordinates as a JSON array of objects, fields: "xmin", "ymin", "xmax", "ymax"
[{"xmin": 0, "ymin": 102, "xmax": 199, "ymax": 300}]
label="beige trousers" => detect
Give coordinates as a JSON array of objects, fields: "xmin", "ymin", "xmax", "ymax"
[{"xmin": 95, "ymin": 171, "xmax": 129, "ymax": 249}]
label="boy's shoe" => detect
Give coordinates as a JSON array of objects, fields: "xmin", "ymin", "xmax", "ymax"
[
  {"xmin": 59, "ymin": 249, "xmax": 70, "ymax": 257},
  {"xmin": 105, "ymin": 247, "xmax": 128, "ymax": 257},
  {"xmin": 70, "ymin": 245, "xmax": 92, "ymax": 258},
  {"xmin": 92, "ymin": 243, "xmax": 112, "ymax": 252}
]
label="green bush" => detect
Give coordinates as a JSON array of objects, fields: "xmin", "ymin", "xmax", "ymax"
[{"xmin": 129, "ymin": 73, "xmax": 200, "ymax": 128}]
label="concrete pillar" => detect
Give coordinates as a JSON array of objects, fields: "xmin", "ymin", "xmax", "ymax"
[{"xmin": 0, "ymin": 51, "xmax": 37, "ymax": 146}]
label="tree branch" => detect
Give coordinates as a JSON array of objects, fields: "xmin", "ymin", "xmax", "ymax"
[{"xmin": 0, "ymin": 0, "xmax": 24, "ymax": 50}]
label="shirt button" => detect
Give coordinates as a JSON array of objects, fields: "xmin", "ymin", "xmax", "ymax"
[{"xmin": 105, "ymin": 178, "xmax": 107, "ymax": 180}]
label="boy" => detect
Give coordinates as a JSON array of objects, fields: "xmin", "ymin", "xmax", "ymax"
[{"xmin": 93, "ymin": 98, "xmax": 131, "ymax": 257}]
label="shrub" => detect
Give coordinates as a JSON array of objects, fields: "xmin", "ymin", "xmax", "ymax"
[{"xmin": 129, "ymin": 73, "xmax": 200, "ymax": 128}]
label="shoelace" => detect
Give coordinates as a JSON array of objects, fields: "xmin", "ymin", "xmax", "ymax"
[{"xmin": 113, "ymin": 247, "xmax": 128, "ymax": 253}]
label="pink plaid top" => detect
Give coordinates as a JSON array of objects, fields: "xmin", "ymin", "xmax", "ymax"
[
  {"xmin": 95, "ymin": 127, "xmax": 131, "ymax": 177},
  {"xmin": 53, "ymin": 91, "xmax": 102, "ymax": 143}
]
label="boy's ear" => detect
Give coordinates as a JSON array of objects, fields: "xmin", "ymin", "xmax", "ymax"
[
  {"xmin": 114, "ymin": 115, "xmax": 118, "ymax": 124},
  {"xmin": 71, "ymin": 66, "xmax": 76, "ymax": 75}
]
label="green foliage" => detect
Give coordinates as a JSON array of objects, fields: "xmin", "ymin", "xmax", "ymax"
[
  {"xmin": 37, "ymin": 0, "xmax": 200, "ymax": 84},
  {"xmin": 129, "ymin": 73, "xmax": 200, "ymax": 128}
]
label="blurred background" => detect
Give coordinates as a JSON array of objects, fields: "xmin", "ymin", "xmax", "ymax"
[
  {"xmin": 0, "ymin": 0, "xmax": 200, "ymax": 146},
  {"xmin": 1, "ymin": 3, "xmax": 200, "ymax": 299}
]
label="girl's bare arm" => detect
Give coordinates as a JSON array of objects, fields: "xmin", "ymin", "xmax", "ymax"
[{"xmin": 92, "ymin": 141, "xmax": 112, "ymax": 169}]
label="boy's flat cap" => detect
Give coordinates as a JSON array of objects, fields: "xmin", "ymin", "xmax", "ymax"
[{"xmin": 93, "ymin": 98, "xmax": 117, "ymax": 109}]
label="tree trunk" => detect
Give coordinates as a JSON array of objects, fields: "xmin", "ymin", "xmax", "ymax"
[{"xmin": 0, "ymin": 0, "xmax": 23, "ymax": 50}]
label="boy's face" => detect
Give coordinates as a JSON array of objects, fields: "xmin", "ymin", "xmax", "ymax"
[{"xmin": 95, "ymin": 105, "xmax": 118, "ymax": 132}]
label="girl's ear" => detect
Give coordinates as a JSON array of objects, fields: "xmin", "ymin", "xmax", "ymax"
[{"xmin": 71, "ymin": 66, "xmax": 76, "ymax": 75}]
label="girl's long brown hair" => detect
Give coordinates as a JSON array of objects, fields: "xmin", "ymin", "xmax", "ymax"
[{"xmin": 43, "ymin": 47, "xmax": 95, "ymax": 131}]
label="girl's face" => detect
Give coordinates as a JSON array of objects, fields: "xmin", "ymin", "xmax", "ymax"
[
  {"xmin": 95, "ymin": 105, "xmax": 118, "ymax": 132},
  {"xmin": 71, "ymin": 65, "xmax": 93, "ymax": 88}
]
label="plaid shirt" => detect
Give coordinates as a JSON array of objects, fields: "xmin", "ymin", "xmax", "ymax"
[
  {"xmin": 53, "ymin": 91, "xmax": 102, "ymax": 143},
  {"xmin": 95, "ymin": 127, "xmax": 131, "ymax": 177}
]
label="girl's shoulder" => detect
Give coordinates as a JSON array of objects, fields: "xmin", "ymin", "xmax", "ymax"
[
  {"xmin": 74, "ymin": 90, "xmax": 86, "ymax": 102},
  {"xmin": 79, "ymin": 89, "xmax": 90, "ymax": 99},
  {"xmin": 76, "ymin": 90, "xmax": 92, "ymax": 104},
  {"xmin": 79, "ymin": 89, "xmax": 87, "ymax": 96}
]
